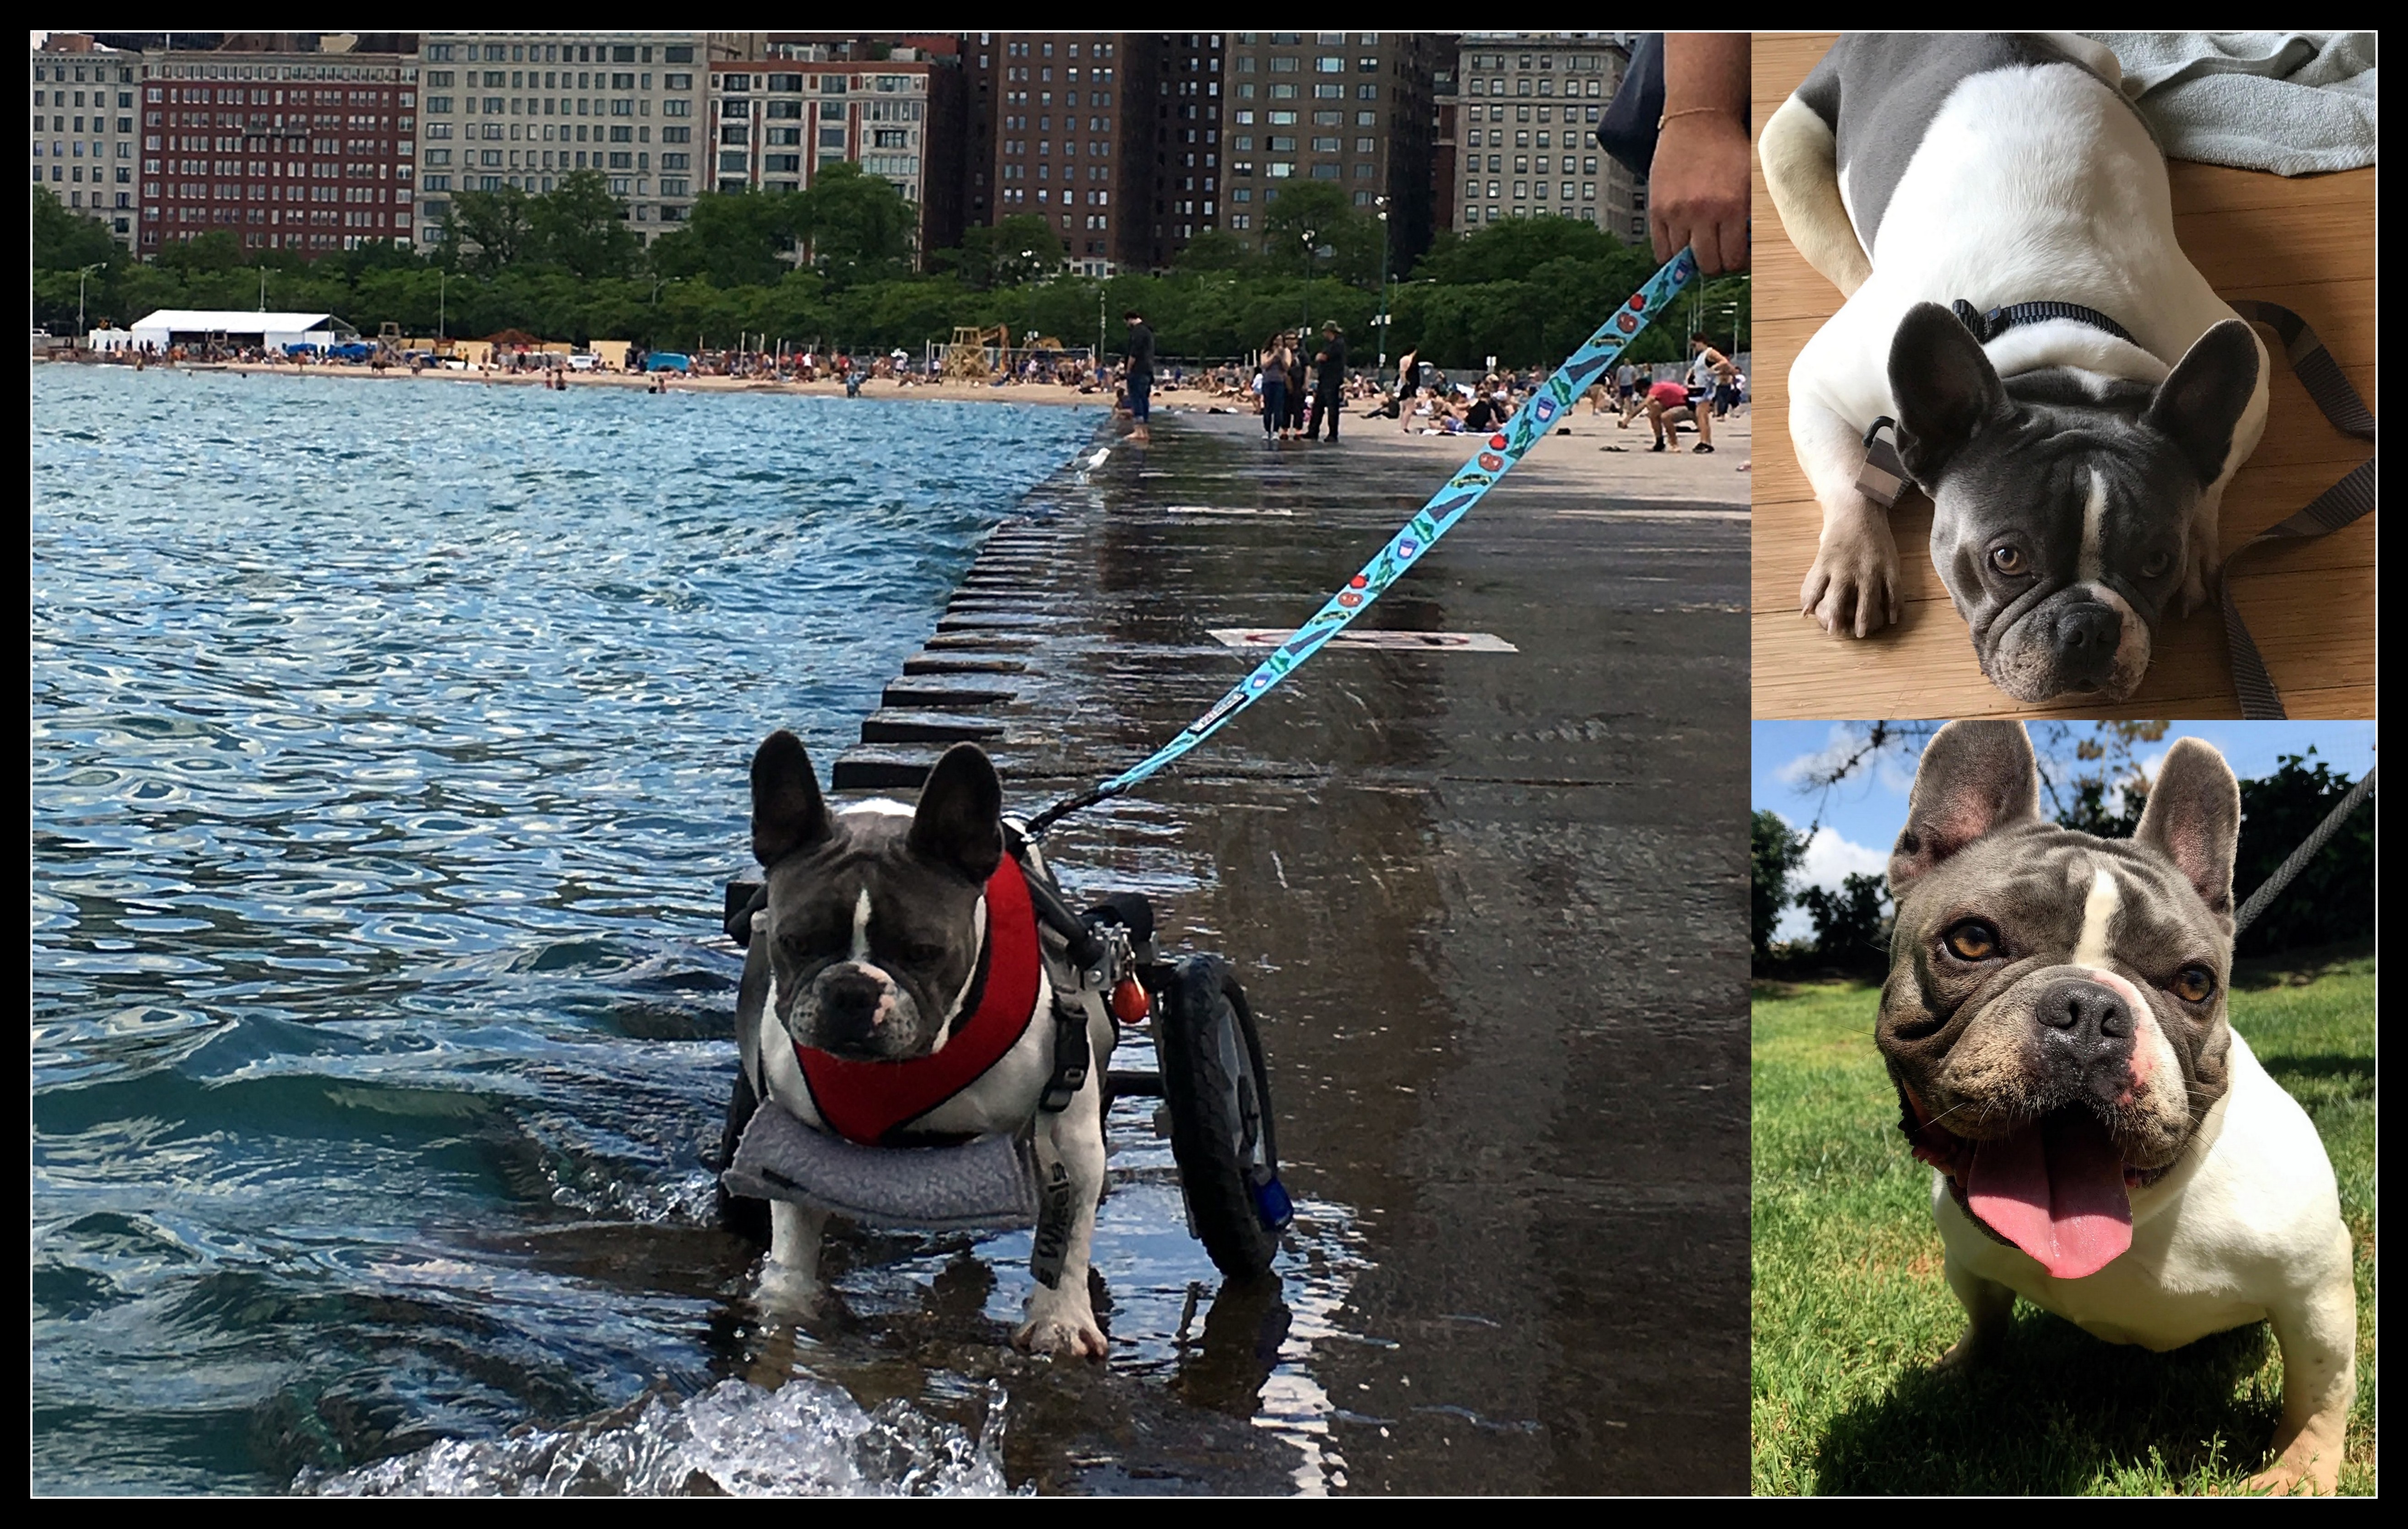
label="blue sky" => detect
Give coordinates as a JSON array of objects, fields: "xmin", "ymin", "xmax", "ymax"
[{"xmin": 1752, "ymin": 720, "xmax": 2377, "ymax": 942}]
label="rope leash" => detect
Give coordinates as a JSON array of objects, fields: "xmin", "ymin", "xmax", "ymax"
[
  {"xmin": 2232, "ymin": 761, "xmax": 2375, "ymax": 936},
  {"xmin": 1024, "ymin": 246, "xmax": 1705, "ymax": 840}
]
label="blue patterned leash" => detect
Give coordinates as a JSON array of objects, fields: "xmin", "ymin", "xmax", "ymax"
[{"xmin": 1023, "ymin": 247, "xmax": 1703, "ymax": 838}]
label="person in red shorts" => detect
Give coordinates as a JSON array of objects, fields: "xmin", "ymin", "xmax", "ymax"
[{"xmin": 1644, "ymin": 377, "xmax": 1714, "ymax": 453}]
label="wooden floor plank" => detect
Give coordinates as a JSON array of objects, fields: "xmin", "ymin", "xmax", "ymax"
[{"xmin": 1747, "ymin": 32, "xmax": 2376, "ymax": 721}]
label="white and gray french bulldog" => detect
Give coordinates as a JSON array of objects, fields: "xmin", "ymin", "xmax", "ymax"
[
  {"xmin": 726, "ymin": 731, "xmax": 1116, "ymax": 1358},
  {"xmin": 1879, "ymin": 721, "xmax": 2356, "ymax": 1494},
  {"xmin": 1763, "ymin": 34, "xmax": 2269, "ymax": 703}
]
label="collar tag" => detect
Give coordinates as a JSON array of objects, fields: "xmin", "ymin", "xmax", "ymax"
[{"xmin": 1857, "ymin": 415, "xmax": 1908, "ymax": 507}]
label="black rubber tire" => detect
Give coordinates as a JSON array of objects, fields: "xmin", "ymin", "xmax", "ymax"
[{"xmin": 1156, "ymin": 954, "xmax": 1284, "ymax": 1278}]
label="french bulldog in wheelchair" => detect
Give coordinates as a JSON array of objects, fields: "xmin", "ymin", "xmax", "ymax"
[{"xmin": 718, "ymin": 732, "xmax": 1118, "ymax": 1358}]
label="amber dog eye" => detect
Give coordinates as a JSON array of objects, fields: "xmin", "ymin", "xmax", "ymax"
[
  {"xmin": 1989, "ymin": 546, "xmax": 2026, "ymax": 576},
  {"xmin": 2141, "ymin": 549, "xmax": 2175, "ymax": 579},
  {"xmin": 2170, "ymin": 965, "xmax": 2216, "ymax": 1002},
  {"xmin": 1943, "ymin": 920, "xmax": 2001, "ymax": 961}
]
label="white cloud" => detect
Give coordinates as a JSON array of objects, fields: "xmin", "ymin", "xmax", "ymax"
[
  {"xmin": 1774, "ymin": 722, "xmax": 1916, "ymax": 797},
  {"xmin": 1772, "ymin": 825, "xmax": 1891, "ymax": 943}
]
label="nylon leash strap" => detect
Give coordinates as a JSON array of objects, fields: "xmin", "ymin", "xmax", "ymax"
[
  {"xmin": 2218, "ymin": 300, "xmax": 2376, "ymax": 720},
  {"xmin": 1023, "ymin": 247, "xmax": 1702, "ymax": 839}
]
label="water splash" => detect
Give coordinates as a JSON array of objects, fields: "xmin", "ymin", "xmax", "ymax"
[{"xmin": 297, "ymin": 1377, "xmax": 1017, "ymax": 1497}]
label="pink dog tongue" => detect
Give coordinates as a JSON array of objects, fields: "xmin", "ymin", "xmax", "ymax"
[{"xmin": 1966, "ymin": 1113, "xmax": 2132, "ymax": 1279}]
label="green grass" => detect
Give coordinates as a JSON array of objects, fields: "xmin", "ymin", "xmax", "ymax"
[{"xmin": 1750, "ymin": 947, "xmax": 2376, "ymax": 1496}]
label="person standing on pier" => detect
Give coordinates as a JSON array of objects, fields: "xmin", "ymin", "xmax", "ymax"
[
  {"xmin": 1311, "ymin": 321, "xmax": 1347, "ymax": 442},
  {"xmin": 1122, "ymin": 309, "xmax": 1156, "ymax": 446},
  {"xmin": 1261, "ymin": 333, "xmax": 1292, "ymax": 442}
]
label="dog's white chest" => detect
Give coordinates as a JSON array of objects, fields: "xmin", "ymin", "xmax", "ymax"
[
  {"xmin": 756, "ymin": 967, "xmax": 1058, "ymax": 1141},
  {"xmin": 1933, "ymin": 1033, "xmax": 2345, "ymax": 1351}
]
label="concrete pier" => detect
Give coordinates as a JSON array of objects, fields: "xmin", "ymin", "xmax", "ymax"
[{"xmin": 830, "ymin": 405, "xmax": 1751, "ymax": 1492}]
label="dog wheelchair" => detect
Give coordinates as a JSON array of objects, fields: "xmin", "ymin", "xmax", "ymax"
[{"xmin": 713, "ymin": 844, "xmax": 1293, "ymax": 1281}]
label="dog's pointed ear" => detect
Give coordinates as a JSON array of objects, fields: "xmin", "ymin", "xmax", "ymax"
[
  {"xmin": 751, "ymin": 730, "xmax": 829, "ymax": 868},
  {"xmin": 909, "ymin": 743, "xmax": 1004, "ymax": 883},
  {"xmin": 2133, "ymin": 737, "xmax": 2241, "ymax": 921},
  {"xmin": 1890, "ymin": 302, "xmax": 2009, "ymax": 487},
  {"xmin": 2144, "ymin": 319, "xmax": 2260, "ymax": 485},
  {"xmin": 1890, "ymin": 721, "xmax": 2041, "ymax": 894}
]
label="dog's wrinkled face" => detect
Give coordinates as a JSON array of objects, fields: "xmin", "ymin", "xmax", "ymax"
[
  {"xmin": 749, "ymin": 732, "xmax": 1003, "ymax": 1063},
  {"xmin": 1879, "ymin": 722, "xmax": 2241, "ymax": 1279},
  {"xmin": 1890, "ymin": 306, "xmax": 2259, "ymax": 703}
]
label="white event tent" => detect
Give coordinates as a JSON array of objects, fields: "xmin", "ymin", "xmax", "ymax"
[{"xmin": 127, "ymin": 310, "xmax": 362, "ymax": 352}]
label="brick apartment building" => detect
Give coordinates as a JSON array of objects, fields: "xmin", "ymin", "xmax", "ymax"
[
  {"xmin": 1140, "ymin": 33, "xmax": 1224, "ymax": 270},
  {"xmin": 1222, "ymin": 31, "xmax": 1445, "ymax": 270},
  {"xmin": 140, "ymin": 38, "xmax": 420, "ymax": 258},
  {"xmin": 708, "ymin": 36, "xmax": 965, "ymax": 264},
  {"xmin": 970, "ymin": 32, "xmax": 1150, "ymax": 276}
]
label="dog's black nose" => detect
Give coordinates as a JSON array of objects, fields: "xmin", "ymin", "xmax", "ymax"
[
  {"xmin": 2053, "ymin": 602, "xmax": 2122, "ymax": 669},
  {"xmin": 2035, "ymin": 977, "xmax": 2135, "ymax": 1101},
  {"xmin": 818, "ymin": 968, "xmax": 886, "ymax": 1044}
]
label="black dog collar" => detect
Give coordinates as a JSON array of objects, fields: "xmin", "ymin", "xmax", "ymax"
[
  {"xmin": 1855, "ymin": 301, "xmax": 2147, "ymax": 507},
  {"xmin": 1950, "ymin": 297, "xmax": 2138, "ymax": 348}
]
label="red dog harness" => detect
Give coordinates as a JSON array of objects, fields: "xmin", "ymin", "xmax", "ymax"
[{"xmin": 793, "ymin": 856, "xmax": 1045, "ymax": 1146}]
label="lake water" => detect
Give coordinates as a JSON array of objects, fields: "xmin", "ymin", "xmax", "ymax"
[{"xmin": 29, "ymin": 366, "xmax": 1144, "ymax": 1493}]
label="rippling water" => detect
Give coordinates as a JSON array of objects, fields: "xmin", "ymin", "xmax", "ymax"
[{"xmin": 30, "ymin": 366, "xmax": 1125, "ymax": 1493}]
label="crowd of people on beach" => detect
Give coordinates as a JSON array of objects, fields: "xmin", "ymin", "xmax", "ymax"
[
  {"xmin": 1107, "ymin": 314, "xmax": 1745, "ymax": 453},
  {"xmin": 70, "ymin": 323, "xmax": 1747, "ymax": 449}
]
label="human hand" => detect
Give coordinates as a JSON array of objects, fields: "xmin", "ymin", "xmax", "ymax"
[{"xmin": 1649, "ymin": 109, "xmax": 1751, "ymax": 275}]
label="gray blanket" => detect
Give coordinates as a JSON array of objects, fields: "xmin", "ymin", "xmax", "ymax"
[
  {"xmin": 2083, "ymin": 32, "xmax": 2378, "ymax": 175},
  {"xmin": 722, "ymin": 1099, "xmax": 1038, "ymax": 1232}
]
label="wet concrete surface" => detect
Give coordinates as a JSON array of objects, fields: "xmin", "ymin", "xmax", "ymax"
[{"xmin": 830, "ymin": 410, "xmax": 1750, "ymax": 1493}]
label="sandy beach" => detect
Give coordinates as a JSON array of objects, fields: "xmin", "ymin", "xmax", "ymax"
[
  {"xmin": 165, "ymin": 357, "xmax": 1118, "ymax": 408},
  {"xmin": 54, "ymin": 354, "xmax": 1753, "ymax": 495}
]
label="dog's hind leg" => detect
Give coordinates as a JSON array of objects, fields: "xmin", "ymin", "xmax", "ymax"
[
  {"xmin": 1017, "ymin": 1074, "xmax": 1109, "ymax": 1360},
  {"xmin": 2248, "ymin": 1228, "xmax": 2357, "ymax": 1495},
  {"xmin": 1760, "ymin": 93, "xmax": 1872, "ymax": 298}
]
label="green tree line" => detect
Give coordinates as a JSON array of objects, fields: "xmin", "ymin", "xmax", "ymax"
[
  {"xmin": 1752, "ymin": 748, "xmax": 2373, "ymax": 976},
  {"xmin": 34, "ymin": 173, "xmax": 1747, "ymax": 371}
]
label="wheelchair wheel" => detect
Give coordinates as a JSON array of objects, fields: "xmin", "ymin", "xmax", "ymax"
[{"xmin": 1156, "ymin": 954, "xmax": 1290, "ymax": 1278}]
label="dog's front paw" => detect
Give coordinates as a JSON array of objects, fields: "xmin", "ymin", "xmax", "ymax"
[
  {"xmin": 1932, "ymin": 1330, "xmax": 1991, "ymax": 1374},
  {"xmin": 2244, "ymin": 1464, "xmax": 2333, "ymax": 1497},
  {"xmin": 2246, "ymin": 1446, "xmax": 2342, "ymax": 1497},
  {"xmin": 755, "ymin": 1259, "xmax": 827, "ymax": 1318},
  {"xmin": 1800, "ymin": 512, "xmax": 1901, "ymax": 637},
  {"xmin": 1013, "ymin": 1306, "xmax": 1108, "ymax": 1360}
]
